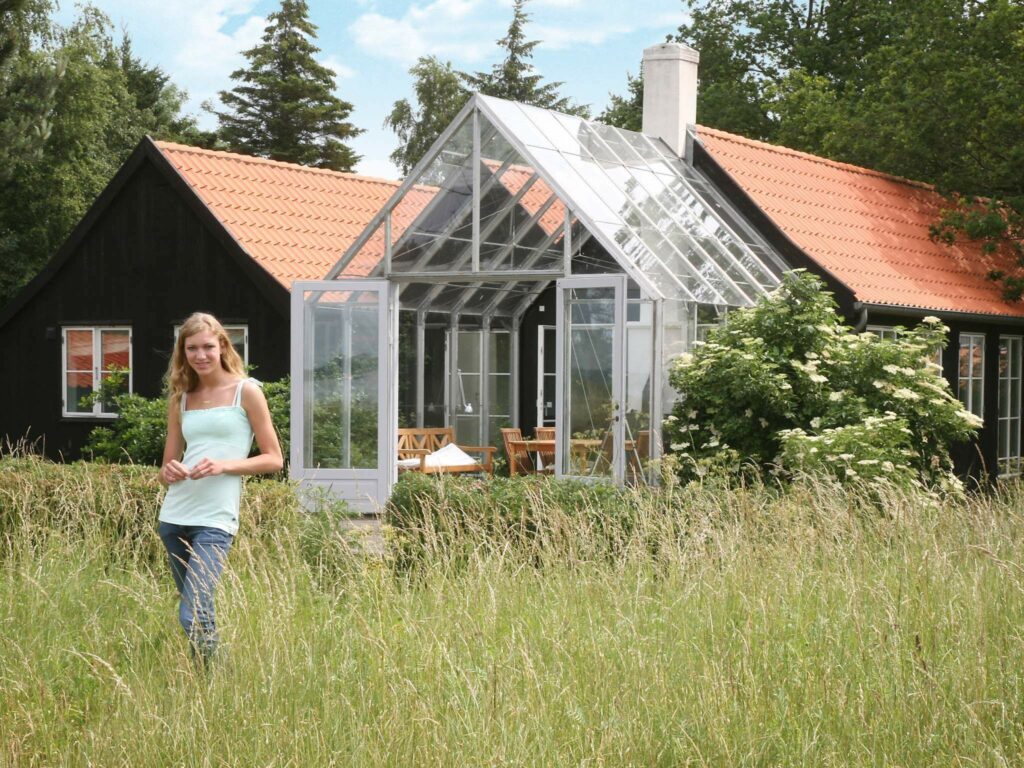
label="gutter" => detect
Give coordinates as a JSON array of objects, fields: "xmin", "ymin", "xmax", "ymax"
[{"xmin": 852, "ymin": 300, "xmax": 1024, "ymax": 327}]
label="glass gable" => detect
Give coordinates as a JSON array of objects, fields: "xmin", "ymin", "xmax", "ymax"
[{"xmin": 332, "ymin": 94, "xmax": 784, "ymax": 316}]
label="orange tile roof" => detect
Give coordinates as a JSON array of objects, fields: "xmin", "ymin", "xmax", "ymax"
[
  {"xmin": 155, "ymin": 141, "xmax": 431, "ymax": 285},
  {"xmin": 488, "ymin": 162, "xmax": 566, "ymax": 237},
  {"xmin": 697, "ymin": 126, "xmax": 1024, "ymax": 318}
]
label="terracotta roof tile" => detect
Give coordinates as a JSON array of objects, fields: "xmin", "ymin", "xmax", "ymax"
[
  {"xmin": 155, "ymin": 141, "xmax": 416, "ymax": 287},
  {"xmin": 697, "ymin": 125, "xmax": 1024, "ymax": 318}
]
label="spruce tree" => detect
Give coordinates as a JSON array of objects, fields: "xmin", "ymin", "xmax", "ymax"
[
  {"xmin": 461, "ymin": 0, "xmax": 588, "ymax": 117},
  {"xmin": 213, "ymin": 0, "xmax": 361, "ymax": 171}
]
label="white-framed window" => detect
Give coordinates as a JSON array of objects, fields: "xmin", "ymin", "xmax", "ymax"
[
  {"xmin": 174, "ymin": 324, "xmax": 248, "ymax": 365},
  {"xmin": 958, "ymin": 333, "xmax": 985, "ymax": 419},
  {"xmin": 998, "ymin": 336, "xmax": 1022, "ymax": 477},
  {"xmin": 866, "ymin": 324, "xmax": 899, "ymax": 340},
  {"xmin": 62, "ymin": 327, "xmax": 132, "ymax": 417},
  {"xmin": 868, "ymin": 324, "xmax": 944, "ymax": 371}
]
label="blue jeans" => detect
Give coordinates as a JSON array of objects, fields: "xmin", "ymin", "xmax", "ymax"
[{"xmin": 158, "ymin": 522, "xmax": 233, "ymax": 663}]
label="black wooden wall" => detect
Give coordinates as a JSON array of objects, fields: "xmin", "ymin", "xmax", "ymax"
[{"xmin": 0, "ymin": 155, "xmax": 290, "ymax": 460}]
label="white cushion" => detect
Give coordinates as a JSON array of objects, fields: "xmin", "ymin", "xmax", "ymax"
[
  {"xmin": 397, "ymin": 458, "xmax": 423, "ymax": 469},
  {"xmin": 424, "ymin": 443, "xmax": 478, "ymax": 468}
]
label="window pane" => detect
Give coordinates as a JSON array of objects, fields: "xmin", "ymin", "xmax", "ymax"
[
  {"xmin": 488, "ymin": 374, "xmax": 510, "ymax": 416},
  {"xmin": 304, "ymin": 292, "xmax": 380, "ymax": 470},
  {"xmin": 226, "ymin": 327, "xmax": 247, "ymax": 362},
  {"xmin": 67, "ymin": 330, "xmax": 93, "ymax": 372},
  {"xmin": 101, "ymin": 330, "xmax": 130, "ymax": 371},
  {"xmin": 66, "ymin": 371, "xmax": 94, "ymax": 413},
  {"xmin": 488, "ymin": 331, "xmax": 511, "ymax": 373},
  {"xmin": 458, "ymin": 331, "xmax": 481, "ymax": 370}
]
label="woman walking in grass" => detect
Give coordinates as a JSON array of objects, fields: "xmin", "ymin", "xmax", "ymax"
[{"xmin": 157, "ymin": 312, "xmax": 283, "ymax": 664}]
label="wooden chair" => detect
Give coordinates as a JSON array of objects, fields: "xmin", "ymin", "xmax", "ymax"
[
  {"xmin": 397, "ymin": 426, "xmax": 495, "ymax": 475},
  {"xmin": 534, "ymin": 426, "xmax": 555, "ymax": 472},
  {"xmin": 627, "ymin": 429, "xmax": 651, "ymax": 484},
  {"xmin": 500, "ymin": 427, "xmax": 533, "ymax": 476}
]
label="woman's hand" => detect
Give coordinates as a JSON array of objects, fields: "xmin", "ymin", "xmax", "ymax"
[
  {"xmin": 160, "ymin": 459, "xmax": 190, "ymax": 485},
  {"xmin": 189, "ymin": 458, "xmax": 227, "ymax": 479}
]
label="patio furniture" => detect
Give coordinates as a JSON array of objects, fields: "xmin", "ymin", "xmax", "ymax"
[
  {"xmin": 534, "ymin": 426, "xmax": 556, "ymax": 469},
  {"xmin": 502, "ymin": 428, "xmax": 554, "ymax": 476},
  {"xmin": 397, "ymin": 427, "xmax": 495, "ymax": 476}
]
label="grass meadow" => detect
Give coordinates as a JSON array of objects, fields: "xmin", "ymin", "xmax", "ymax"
[{"xmin": 2, "ymin": 455, "xmax": 1024, "ymax": 766}]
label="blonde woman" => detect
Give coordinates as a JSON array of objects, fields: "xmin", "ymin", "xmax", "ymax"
[{"xmin": 157, "ymin": 312, "xmax": 282, "ymax": 664}]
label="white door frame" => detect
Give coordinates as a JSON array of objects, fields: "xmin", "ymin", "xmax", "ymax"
[
  {"xmin": 555, "ymin": 275, "xmax": 627, "ymax": 483},
  {"xmin": 290, "ymin": 279, "xmax": 397, "ymax": 512}
]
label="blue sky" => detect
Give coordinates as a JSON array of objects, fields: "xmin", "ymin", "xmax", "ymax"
[{"xmin": 59, "ymin": 0, "xmax": 687, "ymax": 178}]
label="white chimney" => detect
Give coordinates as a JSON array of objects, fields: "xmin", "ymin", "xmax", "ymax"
[{"xmin": 642, "ymin": 43, "xmax": 700, "ymax": 158}]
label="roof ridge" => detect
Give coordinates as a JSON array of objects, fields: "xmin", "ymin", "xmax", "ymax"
[
  {"xmin": 152, "ymin": 139, "xmax": 402, "ymax": 187},
  {"xmin": 695, "ymin": 125, "xmax": 933, "ymax": 192}
]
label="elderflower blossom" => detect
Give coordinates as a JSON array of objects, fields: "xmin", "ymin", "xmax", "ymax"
[
  {"xmin": 892, "ymin": 388, "xmax": 920, "ymax": 401},
  {"xmin": 883, "ymin": 364, "xmax": 901, "ymax": 375},
  {"xmin": 809, "ymin": 374, "xmax": 828, "ymax": 383},
  {"xmin": 872, "ymin": 380, "xmax": 886, "ymax": 389},
  {"xmin": 829, "ymin": 390, "xmax": 845, "ymax": 402}
]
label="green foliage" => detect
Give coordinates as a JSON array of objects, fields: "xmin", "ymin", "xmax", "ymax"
[
  {"xmin": 385, "ymin": 56, "xmax": 468, "ymax": 176},
  {"xmin": 385, "ymin": 472, "xmax": 638, "ymax": 570},
  {"xmin": 387, "ymin": 0, "xmax": 588, "ymax": 173},
  {"xmin": 212, "ymin": 0, "xmax": 362, "ymax": 171},
  {"xmin": 0, "ymin": 1, "xmax": 202, "ymax": 308},
  {"xmin": 4, "ymin": 461, "xmax": 1024, "ymax": 763},
  {"xmin": 0, "ymin": 454, "xmax": 300, "ymax": 563},
  {"xmin": 84, "ymin": 375, "xmax": 292, "ymax": 471},
  {"xmin": 597, "ymin": 68, "xmax": 642, "ymax": 132},
  {"xmin": 0, "ymin": 0, "xmax": 61, "ymax": 182},
  {"xmin": 600, "ymin": 0, "xmax": 1024, "ymax": 300},
  {"xmin": 461, "ymin": 0, "xmax": 589, "ymax": 117},
  {"xmin": 663, "ymin": 272, "xmax": 980, "ymax": 488}
]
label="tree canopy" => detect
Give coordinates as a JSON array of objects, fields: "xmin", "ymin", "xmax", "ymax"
[
  {"xmin": 601, "ymin": 0, "xmax": 1024, "ymax": 297},
  {"xmin": 0, "ymin": 1, "xmax": 202, "ymax": 308},
  {"xmin": 386, "ymin": 0, "xmax": 588, "ymax": 175},
  {"xmin": 213, "ymin": 0, "xmax": 362, "ymax": 171}
]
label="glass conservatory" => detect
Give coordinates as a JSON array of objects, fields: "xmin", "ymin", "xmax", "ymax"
[{"xmin": 289, "ymin": 94, "xmax": 787, "ymax": 511}]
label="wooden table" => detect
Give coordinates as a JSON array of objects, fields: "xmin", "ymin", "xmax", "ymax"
[
  {"xmin": 507, "ymin": 439, "xmax": 555, "ymax": 474},
  {"xmin": 507, "ymin": 438, "xmax": 638, "ymax": 475}
]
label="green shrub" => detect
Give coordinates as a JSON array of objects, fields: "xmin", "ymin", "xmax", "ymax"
[
  {"xmin": 664, "ymin": 271, "xmax": 980, "ymax": 488},
  {"xmin": 84, "ymin": 375, "xmax": 292, "ymax": 468}
]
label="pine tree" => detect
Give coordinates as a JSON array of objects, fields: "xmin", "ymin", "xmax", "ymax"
[
  {"xmin": 461, "ymin": 0, "xmax": 588, "ymax": 117},
  {"xmin": 213, "ymin": 0, "xmax": 362, "ymax": 171}
]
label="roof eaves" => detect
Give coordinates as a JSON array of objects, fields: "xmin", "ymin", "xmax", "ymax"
[{"xmin": 858, "ymin": 300, "xmax": 1024, "ymax": 326}]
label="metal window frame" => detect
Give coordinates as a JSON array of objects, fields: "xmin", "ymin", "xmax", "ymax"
[{"xmin": 555, "ymin": 274, "xmax": 627, "ymax": 483}]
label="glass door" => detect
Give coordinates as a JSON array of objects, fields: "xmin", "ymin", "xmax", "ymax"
[
  {"xmin": 290, "ymin": 280, "xmax": 396, "ymax": 512},
  {"xmin": 556, "ymin": 275, "xmax": 626, "ymax": 482}
]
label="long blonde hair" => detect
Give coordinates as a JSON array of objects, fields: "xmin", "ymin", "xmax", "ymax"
[{"xmin": 166, "ymin": 312, "xmax": 246, "ymax": 410}]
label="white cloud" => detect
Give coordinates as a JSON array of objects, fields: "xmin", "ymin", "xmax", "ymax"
[
  {"xmin": 81, "ymin": 0, "xmax": 268, "ymax": 124},
  {"xmin": 321, "ymin": 55, "xmax": 356, "ymax": 81},
  {"xmin": 349, "ymin": 0, "xmax": 500, "ymax": 66}
]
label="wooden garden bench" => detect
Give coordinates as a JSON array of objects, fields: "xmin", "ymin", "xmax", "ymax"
[{"xmin": 396, "ymin": 426, "xmax": 496, "ymax": 476}]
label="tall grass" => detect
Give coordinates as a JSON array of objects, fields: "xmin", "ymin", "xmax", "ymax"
[{"xmin": 2, "ymin": 457, "xmax": 1023, "ymax": 766}]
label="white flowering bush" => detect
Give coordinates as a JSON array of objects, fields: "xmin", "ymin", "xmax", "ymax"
[{"xmin": 664, "ymin": 272, "xmax": 980, "ymax": 488}]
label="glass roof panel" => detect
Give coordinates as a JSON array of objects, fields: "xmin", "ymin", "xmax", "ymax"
[
  {"xmin": 333, "ymin": 94, "xmax": 784, "ymax": 308},
  {"xmin": 477, "ymin": 95, "xmax": 782, "ymax": 305}
]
